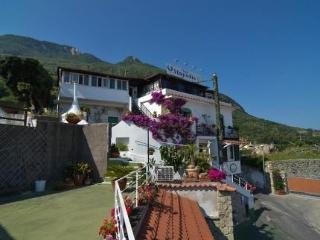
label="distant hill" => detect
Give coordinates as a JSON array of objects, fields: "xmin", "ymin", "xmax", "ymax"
[
  {"xmin": 0, "ymin": 35, "xmax": 162, "ymax": 79},
  {"xmin": 0, "ymin": 34, "xmax": 319, "ymax": 146}
]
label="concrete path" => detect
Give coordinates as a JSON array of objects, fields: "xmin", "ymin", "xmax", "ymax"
[{"xmin": 251, "ymin": 193, "xmax": 320, "ymax": 240}]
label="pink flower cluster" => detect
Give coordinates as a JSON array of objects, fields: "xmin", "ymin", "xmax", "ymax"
[
  {"xmin": 150, "ymin": 91, "xmax": 165, "ymax": 104},
  {"xmin": 122, "ymin": 91, "xmax": 196, "ymax": 143},
  {"xmin": 208, "ymin": 168, "xmax": 226, "ymax": 181},
  {"xmin": 163, "ymin": 98, "xmax": 186, "ymax": 113}
]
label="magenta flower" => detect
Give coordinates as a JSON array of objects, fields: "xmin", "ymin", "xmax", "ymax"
[{"xmin": 208, "ymin": 168, "xmax": 226, "ymax": 181}]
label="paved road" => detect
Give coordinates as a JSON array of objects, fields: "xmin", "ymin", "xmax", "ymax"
[{"xmin": 235, "ymin": 193, "xmax": 320, "ymax": 240}]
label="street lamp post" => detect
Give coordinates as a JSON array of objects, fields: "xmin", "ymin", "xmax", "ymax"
[{"xmin": 213, "ymin": 73, "xmax": 224, "ymax": 166}]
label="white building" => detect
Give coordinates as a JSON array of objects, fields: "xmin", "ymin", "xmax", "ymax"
[
  {"xmin": 112, "ymin": 73, "xmax": 240, "ymax": 165},
  {"xmin": 57, "ymin": 67, "xmax": 136, "ymax": 125}
]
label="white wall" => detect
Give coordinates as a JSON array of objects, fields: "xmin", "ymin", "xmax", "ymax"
[
  {"xmin": 137, "ymin": 88, "xmax": 234, "ymax": 127},
  {"xmin": 60, "ymin": 82, "xmax": 129, "ymax": 104},
  {"xmin": 112, "ymin": 121, "xmax": 162, "ymax": 163},
  {"xmin": 59, "ymin": 103, "xmax": 125, "ymax": 124}
]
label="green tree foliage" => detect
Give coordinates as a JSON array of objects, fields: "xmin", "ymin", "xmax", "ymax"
[
  {"xmin": 0, "ymin": 56, "xmax": 54, "ymax": 112},
  {"xmin": 234, "ymin": 110, "xmax": 320, "ymax": 147}
]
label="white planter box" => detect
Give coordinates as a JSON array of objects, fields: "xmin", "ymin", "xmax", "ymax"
[{"xmin": 35, "ymin": 180, "xmax": 46, "ymax": 192}]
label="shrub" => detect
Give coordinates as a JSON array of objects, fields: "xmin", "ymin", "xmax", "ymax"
[
  {"xmin": 272, "ymin": 169, "xmax": 284, "ymax": 190},
  {"xmin": 116, "ymin": 143, "xmax": 128, "ymax": 151},
  {"xmin": 208, "ymin": 168, "xmax": 226, "ymax": 181},
  {"xmin": 106, "ymin": 165, "xmax": 135, "ymax": 180}
]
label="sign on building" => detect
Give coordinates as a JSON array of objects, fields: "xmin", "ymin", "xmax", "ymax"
[
  {"xmin": 166, "ymin": 64, "xmax": 202, "ymax": 83},
  {"xmin": 222, "ymin": 161, "xmax": 241, "ymax": 175}
]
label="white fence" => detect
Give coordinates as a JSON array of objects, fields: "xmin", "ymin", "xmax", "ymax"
[{"xmin": 114, "ymin": 166, "xmax": 148, "ymax": 240}]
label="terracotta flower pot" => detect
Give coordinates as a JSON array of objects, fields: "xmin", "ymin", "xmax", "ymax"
[
  {"xmin": 186, "ymin": 168, "xmax": 199, "ymax": 179},
  {"xmin": 112, "ymin": 178, "xmax": 127, "ymax": 191},
  {"xmin": 74, "ymin": 174, "xmax": 84, "ymax": 186},
  {"xmin": 275, "ymin": 189, "xmax": 286, "ymax": 195}
]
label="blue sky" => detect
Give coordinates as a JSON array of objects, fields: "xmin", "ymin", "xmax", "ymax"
[{"xmin": 1, "ymin": 0, "xmax": 320, "ymax": 129}]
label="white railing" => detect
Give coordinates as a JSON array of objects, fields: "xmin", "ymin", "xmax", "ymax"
[{"xmin": 114, "ymin": 166, "xmax": 149, "ymax": 240}]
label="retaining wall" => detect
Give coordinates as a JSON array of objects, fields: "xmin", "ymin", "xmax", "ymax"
[{"xmin": 0, "ymin": 121, "xmax": 109, "ymax": 194}]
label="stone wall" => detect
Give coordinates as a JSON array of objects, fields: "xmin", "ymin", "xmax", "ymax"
[
  {"xmin": 0, "ymin": 121, "xmax": 109, "ymax": 194},
  {"xmin": 266, "ymin": 159, "xmax": 320, "ymax": 179},
  {"xmin": 211, "ymin": 191, "xmax": 234, "ymax": 240}
]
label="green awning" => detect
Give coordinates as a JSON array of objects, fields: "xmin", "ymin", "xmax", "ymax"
[{"xmin": 181, "ymin": 108, "xmax": 192, "ymax": 114}]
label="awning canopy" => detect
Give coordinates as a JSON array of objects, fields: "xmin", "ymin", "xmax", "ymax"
[{"xmin": 223, "ymin": 139, "xmax": 241, "ymax": 145}]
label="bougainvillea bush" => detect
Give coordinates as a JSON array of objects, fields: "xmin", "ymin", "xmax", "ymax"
[
  {"xmin": 138, "ymin": 182, "xmax": 158, "ymax": 205},
  {"xmin": 208, "ymin": 168, "xmax": 226, "ymax": 181},
  {"xmin": 99, "ymin": 218, "xmax": 117, "ymax": 240},
  {"xmin": 123, "ymin": 91, "xmax": 197, "ymax": 144}
]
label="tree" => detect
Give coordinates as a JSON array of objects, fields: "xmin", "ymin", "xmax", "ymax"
[{"xmin": 0, "ymin": 56, "xmax": 54, "ymax": 112}]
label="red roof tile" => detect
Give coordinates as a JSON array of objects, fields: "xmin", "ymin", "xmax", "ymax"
[
  {"xmin": 157, "ymin": 181, "xmax": 236, "ymax": 192},
  {"xmin": 138, "ymin": 189, "xmax": 214, "ymax": 240}
]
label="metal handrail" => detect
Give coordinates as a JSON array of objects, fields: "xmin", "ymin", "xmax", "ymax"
[
  {"xmin": 114, "ymin": 166, "xmax": 148, "ymax": 240},
  {"xmin": 132, "ymin": 98, "xmax": 154, "ymax": 119}
]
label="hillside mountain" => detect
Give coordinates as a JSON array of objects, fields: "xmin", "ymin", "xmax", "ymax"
[
  {"xmin": 0, "ymin": 34, "xmax": 319, "ymax": 145},
  {"xmin": 0, "ymin": 35, "xmax": 162, "ymax": 79}
]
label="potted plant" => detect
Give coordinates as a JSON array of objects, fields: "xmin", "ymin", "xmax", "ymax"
[
  {"xmin": 110, "ymin": 144, "xmax": 120, "ymax": 158},
  {"xmin": 159, "ymin": 145, "xmax": 184, "ymax": 173},
  {"xmin": 106, "ymin": 164, "xmax": 135, "ymax": 191},
  {"xmin": 184, "ymin": 145, "xmax": 200, "ymax": 179},
  {"xmin": 116, "ymin": 143, "xmax": 129, "ymax": 158},
  {"xmin": 99, "ymin": 218, "xmax": 117, "ymax": 240},
  {"xmin": 72, "ymin": 162, "xmax": 92, "ymax": 186},
  {"xmin": 273, "ymin": 169, "xmax": 286, "ymax": 195}
]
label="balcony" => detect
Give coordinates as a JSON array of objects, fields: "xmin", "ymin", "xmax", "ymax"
[
  {"xmin": 196, "ymin": 124, "xmax": 217, "ymax": 136},
  {"xmin": 196, "ymin": 124, "xmax": 239, "ymax": 139},
  {"xmin": 224, "ymin": 126, "xmax": 239, "ymax": 139}
]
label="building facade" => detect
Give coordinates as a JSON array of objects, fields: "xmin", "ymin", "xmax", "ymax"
[{"xmin": 57, "ymin": 67, "xmax": 134, "ymax": 125}]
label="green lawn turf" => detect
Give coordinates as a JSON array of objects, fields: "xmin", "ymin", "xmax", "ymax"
[{"xmin": 0, "ymin": 184, "xmax": 114, "ymax": 240}]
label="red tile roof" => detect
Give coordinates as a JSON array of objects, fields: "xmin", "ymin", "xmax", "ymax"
[
  {"xmin": 138, "ymin": 189, "xmax": 215, "ymax": 240},
  {"xmin": 157, "ymin": 181, "xmax": 236, "ymax": 192}
]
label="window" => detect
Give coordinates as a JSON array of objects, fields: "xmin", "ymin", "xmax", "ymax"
[
  {"xmin": 91, "ymin": 76, "xmax": 97, "ymax": 86},
  {"xmin": 109, "ymin": 79, "xmax": 115, "ymax": 89},
  {"xmin": 122, "ymin": 80, "xmax": 127, "ymax": 90},
  {"xmin": 84, "ymin": 75, "xmax": 89, "ymax": 85},
  {"xmin": 63, "ymin": 72, "xmax": 70, "ymax": 83},
  {"xmin": 79, "ymin": 75, "xmax": 83, "ymax": 85},
  {"xmin": 98, "ymin": 77, "xmax": 102, "ymax": 87},
  {"xmin": 108, "ymin": 116, "xmax": 119, "ymax": 126},
  {"xmin": 103, "ymin": 78, "xmax": 109, "ymax": 88},
  {"xmin": 117, "ymin": 80, "xmax": 122, "ymax": 90},
  {"xmin": 230, "ymin": 145, "xmax": 234, "ymax": 159},
  {"xmin": 71, "ymin": 73, "xmax": 78, "ymax": 83}
]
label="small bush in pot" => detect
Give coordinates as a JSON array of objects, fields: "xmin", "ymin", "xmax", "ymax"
[
  {"xmin": 106, "ymin": 164, "xmax": 135, "ymax": 191},
  {"xmin": 116, "ymin": 143, "xmax": 128, "ymax": 151},
  {"xmin": 273, "ymin": 169, "xmax": 285, "ymax": 194},
  {"xmin": 109, "ymin": 144, "xmax": 120, "ymax": 158},
  {"xmin": 72, "ymin": 162, "xmax": 92, "ymax": 186}
]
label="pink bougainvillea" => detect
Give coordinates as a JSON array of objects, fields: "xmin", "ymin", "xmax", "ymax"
[
  {"xmin": 150, "ymin": 91, "xmax": 165, "ymax": 105},
  {"xmin": 122, "ymin": 91, "xmax": 196, "ymax": 143},
  {"xmin": 208, "ymin": 168, "xmax": 226, "ymax": 181}
]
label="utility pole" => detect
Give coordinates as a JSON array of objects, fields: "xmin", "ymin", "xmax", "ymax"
[
  {"xmin": 147, "ymin": 128, "xmax": 150, "ymax": 172},
  {"xmin": 213, "ymin": 73, "xmax": 224, "ymax": 165}
]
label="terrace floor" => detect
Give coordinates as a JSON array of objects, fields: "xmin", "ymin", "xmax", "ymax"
[{"xmin": 0, "ymin": 184, "xmax": 113, "ymax": 240}]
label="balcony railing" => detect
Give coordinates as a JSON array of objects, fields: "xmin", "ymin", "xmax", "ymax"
[
  {"xmin": 224, "ymin": 127, "xmax": 239, "ymax": 139},
  {"xmin": 196, "ymin": 124, "xmax": 239, "ymax": 139}
]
